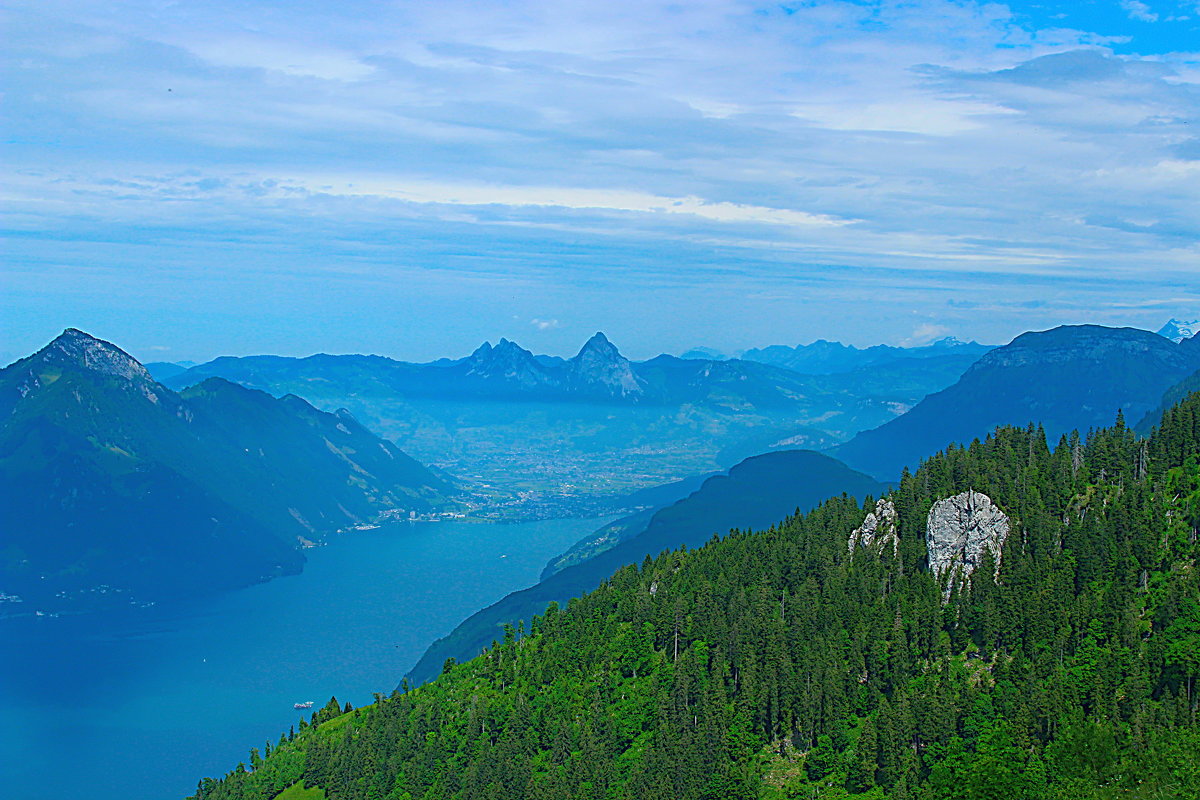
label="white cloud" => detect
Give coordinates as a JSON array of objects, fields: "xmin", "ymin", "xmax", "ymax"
[
  {"xmin": 1120, "ymin": 1, "xmax": 1160, "ymax": 23},
  {"xmin": 900, "ymin": 323, "xmax": 951, "ymax": 347},
  {"xmin": 530, "ymin": 318, "xmax": 560, "ymax": 330}
]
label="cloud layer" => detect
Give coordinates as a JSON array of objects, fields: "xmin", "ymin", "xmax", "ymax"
[{"xmin": 4, "ymin": 0, "xmax": 1200, "ymax": 362}]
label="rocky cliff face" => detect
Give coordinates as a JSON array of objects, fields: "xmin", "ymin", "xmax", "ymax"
[
  {"xmin": 2, "ymin": 328, "xmax": 164, "ymax": 418},
  {"xmin": 926, "ymin": 491, "xmax": 1009, "ymax": 592},
  {"xmin": 849, "ymin": 498, "xmax": 899, "ymax": 556}
]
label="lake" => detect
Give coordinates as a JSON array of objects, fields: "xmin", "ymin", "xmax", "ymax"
[{"xmin": 0, "ymin": 516, "xmax": 612, "ymax": 800}]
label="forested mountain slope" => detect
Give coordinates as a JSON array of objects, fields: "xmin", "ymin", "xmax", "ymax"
[
  {"xmin": 192, "ymin": 394, "xmax": 1200, "ymax": 800},
  {"xmin": 406, "ymin": 450, "xmax": 885, "ymax": 686},
  {"xmin": 0, "ymin": 330, "xmax": 451, "ymax": 609},
  {"xmin": 1137, "ymin": 366, "xmax": 1200, "ymax": 436}
]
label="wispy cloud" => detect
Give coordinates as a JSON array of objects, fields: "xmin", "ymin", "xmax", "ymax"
[{"xmin": 3, "ymin": 0, "xmax": 1199, "ymax": 362}]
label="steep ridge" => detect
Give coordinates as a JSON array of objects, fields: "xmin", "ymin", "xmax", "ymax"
[
  {"xmin": 191, "ymin": 394, "xmax": 1200, "ymax": 800},
  {"xmin": 463, "ymin": 339, "xmax": 558, "ymax": 390},
  {"xmin": 405, "ymin": 449, "xmax": 885, "ymax": 685},
  {"xmin": 1137, "ymin": 366, "xmax": 1200, "ymax": 434},
  {"xmin": 832, "ymin": 325, "xmax": 1200, "ymax": 480},
  {"xmin": 540, "ymin": 470, "xmax": 720, "ymax": 579},
  {"xmin": 0, "ymin": 330, "xmax": 451, "ymax": 609}
]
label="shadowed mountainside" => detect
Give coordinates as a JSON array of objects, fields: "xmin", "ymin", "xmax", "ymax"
[{"xmin": 0, "ymin": 330, "xmax": 452, "ymax": 609}]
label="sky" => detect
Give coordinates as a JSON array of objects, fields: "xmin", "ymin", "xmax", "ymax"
[{"xmin": 4, "ymin": 0, "xmax": 1200, "ymax": 365}]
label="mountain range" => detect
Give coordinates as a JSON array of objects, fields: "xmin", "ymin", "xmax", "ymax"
[
  {"xmin": 12, "ymin": 322, "xmax": 1193, "ymax": 610},
  {"xmin": 679, "ymin": 335, "xmax": 991, "ymax": 368},
  {"xmin": 160, "ymin": 333, "xmax": 977, "ymax": 505},
  {"xmin": 739, "ymin": 336, "xmax": 993, "ymax": 375},
  {"xmin": 166, "ymin": 331, "xmax": 926, "ymax": 409},
  {"xmin": 0, "ymin": 330, "xmax": 452, "ymax": 609},
  {"xmin": 680, "ymin": 318, "xmax": 1195, "ymax": 369},
  {"xmin": 400, "ymin": 323, "xmax": 1200, "ymax": 684}
]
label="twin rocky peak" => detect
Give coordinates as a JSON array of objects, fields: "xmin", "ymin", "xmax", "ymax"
[{"xmin": 465, "ymin": 331, "xmax": 644, "ymax": 399}]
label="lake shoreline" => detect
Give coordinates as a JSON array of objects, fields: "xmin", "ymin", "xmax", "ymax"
[{"xmin": 0, "ymin": 515, "xmax": 615, "ymax": 800}]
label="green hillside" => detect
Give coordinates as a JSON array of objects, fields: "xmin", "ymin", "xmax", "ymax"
[
  {"xmin": 406, "ymin": 450, "xmax": 885, "ymax": 686},
  {"xmin": 189, "ymin": 394, "xmax": 1200, "ymax": 800}
]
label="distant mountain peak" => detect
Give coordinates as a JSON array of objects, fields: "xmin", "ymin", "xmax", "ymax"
[
  {"xmin": 1157, "ymin": 318, "xmax": 1198, "ymax": 343},
  {"xmin": 928, "ymin": 335, "xmax": 969, "ymax": 348},
  {"xmin": 679, "ymin": 346, "xmax": 729, "ymax": 361},
  {"xmin": 38, "ymin": 328, "xmax": 153, "ymax": 382},
  {"xmin": 570, "ymin": 332, "xmax": 644, "ymax": 397},
  {"xmin": 578, "ymin": 331, "xmax": 618, "ymax": 356}
]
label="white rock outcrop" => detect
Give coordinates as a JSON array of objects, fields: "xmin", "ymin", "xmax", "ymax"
[
  {"xmin": 925, "ymin": 491, "xmax": 1009, "ymax": 592},
  {"xmin": 849, "ymin": 498, "xmax": 899, "ymax": 556}
]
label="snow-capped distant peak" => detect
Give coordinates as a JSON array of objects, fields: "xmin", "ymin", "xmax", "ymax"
[{"xmin": 1157, "ymin": 319, "xmax": 1199, "ymax": 343}]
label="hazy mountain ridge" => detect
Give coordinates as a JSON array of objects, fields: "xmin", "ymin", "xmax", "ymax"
[
  {"xmin": 168, "ymin": 332, "xmax": 916, "ymax": 408},
  {"xmin": 0, "ymin": 330, "xmax": 452, "ymax": 610},
  {"xmin": 163, "ymin": 333, "xmax": 977, "ymax": 504},
  {"xmin": 682, "ymin": 318, "xmax": 1192, "ymax": 370},
  {"xmin": 832, "ymin": 324, "xmax": 1200, "ymax": 480},
  {"xmin": 739, "ymin": 335, "xmax": 993, "ymax": 374},
  {"xmin": 540, "ymin": 470, "xmax": 720, "ymax": 578}
]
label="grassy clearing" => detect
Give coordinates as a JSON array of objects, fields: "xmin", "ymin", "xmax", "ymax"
[{"xmin": 273, "ymin": 781, "xmax": 325, "ymax": 800}]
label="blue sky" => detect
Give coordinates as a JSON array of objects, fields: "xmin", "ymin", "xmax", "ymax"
[{"xmin": 3, "ymin": 0, "xmax": 1199, "ymax": 364}]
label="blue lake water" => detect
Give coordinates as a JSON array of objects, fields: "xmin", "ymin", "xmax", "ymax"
[{"xmin": 0, "ymin": 516, "xmax": 611, "ymax": 800}]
